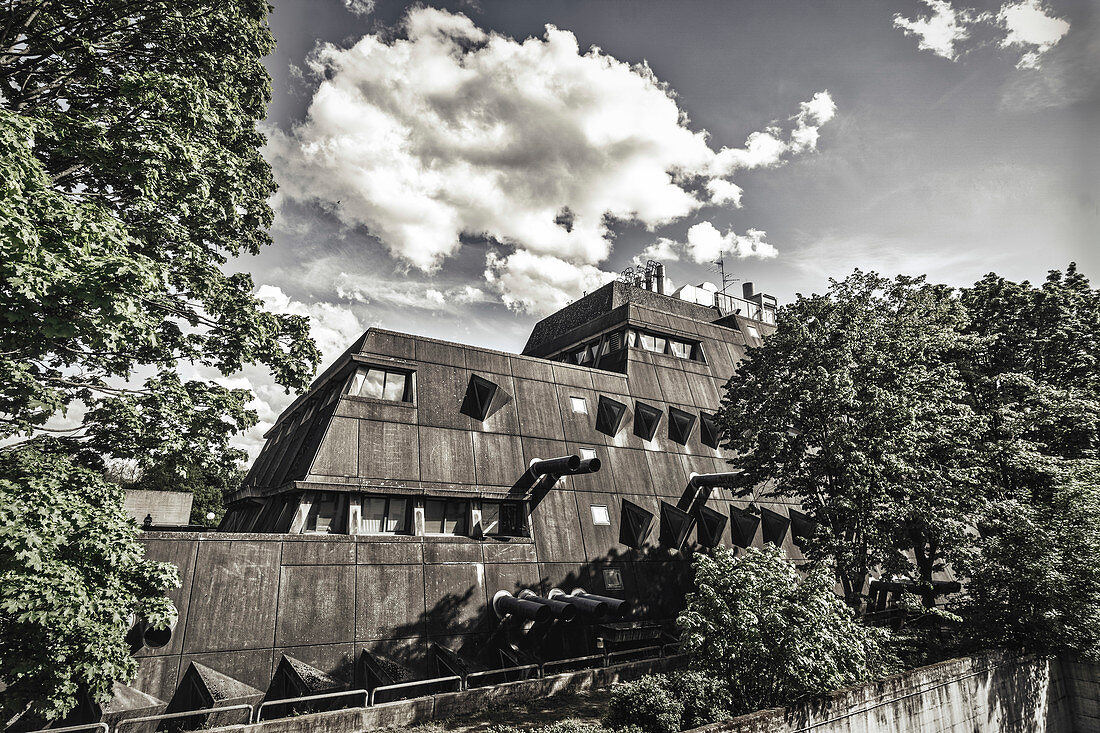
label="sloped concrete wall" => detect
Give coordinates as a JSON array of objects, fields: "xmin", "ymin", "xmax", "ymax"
[
  {"xmin": 1055, "ymin": 658, "xmax": 1100, "ymax": 732},
  {"xmin": 690, "ymin": 651, "xmax": 1072, "ymax": 733}
]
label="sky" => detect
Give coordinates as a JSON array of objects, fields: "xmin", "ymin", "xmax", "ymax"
[{"xmin": 221, "ymin": 0, "xmax": 1099, "ymax": 457}]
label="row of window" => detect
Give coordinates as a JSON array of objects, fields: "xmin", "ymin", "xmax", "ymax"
[
  {"xmin": 555, "ymin": 328, "xmax": 705, "ymax": 366},
  {"xmin": 569, "ymin": 392, "xmax": 721, "ymax": 448},
  {"xmin": 302, "ymin": 493, "xmax": 526, "ymax": 537}
]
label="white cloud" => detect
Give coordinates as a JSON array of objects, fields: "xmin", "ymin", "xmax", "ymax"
[
  {"xmin": 633, "ymin": 238, "xmax": 682, "ymax": 266},
  {"xmin": 998, "ymin": 0, "xmax": 1070, "ymax": 69},
  {"xmin": 484, "ymin": 251, "xmax": 616, "ymax": 315},
  {"xmin": 893, "ymin": 0, "xmax": 1069, "ymax": 69},
  {"xmin": 341, "ymin": 0, "xmax": 374, "ymax": 16},
  {"xmin": 893, "ymin": 0, "xmax": 975, "ymax": 61},
  {"xmin": 268, "ymin": 8, "xmax": 836, "ymax": 312},
  {"xmin": 334, "ymin": 272, "xmax": 491, "ymax": 310},
  {"xmin": 684, "ymin": 221, "xmax": 778, "ymax": 263}
]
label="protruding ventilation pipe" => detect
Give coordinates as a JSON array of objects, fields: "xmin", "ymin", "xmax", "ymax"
[
  {"xmin": 655, "ymin": 263, "xmax": 666, "ymax": 294},
  {"xmin": 518, "ymin": 590, "xmax": 577, "ymax": 622},
  {"xmin": 125, "ymin": 609, "xmax": 177, "ymax": 651},
  {"xmin": 568, "ymin": 588, "xmax": 630, "ymax": 619},
  {"xmin": 687, "ymin": 471, "xmax": 741, "ymax": 489},
  {"xmin": 548, "ymin": 588, "xmax": 608, "ymax": 620},
  {"xmin": 527, "ymin": 455, "xmax": 602, "ymax": 479},
  {"xmin": 492, "ymin": 590, "xmax": 552, "ymax": 623}
]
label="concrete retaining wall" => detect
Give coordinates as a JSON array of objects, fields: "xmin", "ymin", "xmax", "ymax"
[{"xmin": 1055, "ymin": 658, "xmax": 1100, "ymax": 732}]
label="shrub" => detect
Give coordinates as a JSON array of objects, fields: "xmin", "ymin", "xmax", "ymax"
[
  {"xmin": 666, "ymin": 671, "xmax": 732, "ymax": 729},
  {"xmin": 606, "ymin": 675, "xmax": 684, "ymax": 733}
]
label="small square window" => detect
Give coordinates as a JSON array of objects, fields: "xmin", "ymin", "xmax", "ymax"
[
  {"xmin": 570, "ymin": 396, "xmax": 588, "ymax": 414},
  {"xmin": 591, "ymin": 504, "xmax": 611, "ymax": 525},
  {"xmin": 579, "ymin": 447, "xmax": 597, "ymax": 461},
  {"xmin": 603, "ymin": 567, "xmax": 624, "ymax": 591},
  {"xmin": 746, "ymin": 325, "xmax": 760, "ymax": 340}
]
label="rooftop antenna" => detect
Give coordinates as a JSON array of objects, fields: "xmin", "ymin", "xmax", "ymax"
[{"xmin": 710, "ymin": 257, "xmax": 738, "ymax": 295}]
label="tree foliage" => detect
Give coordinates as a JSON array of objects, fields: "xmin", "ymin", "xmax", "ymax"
[
  {"xmin": 0, "ymin": 440, "xmax": 179, "ymax": 722},
  {"xmin": 0, "ymin": 0, "xmax": 319, "ymax": 720},
  {"xmin": 678, "ymin": 546, "xmax": 895, "ymax": 716},
  {"xmin": 718, "ymin": 271, "xmax": 981, "ymax": 604}
]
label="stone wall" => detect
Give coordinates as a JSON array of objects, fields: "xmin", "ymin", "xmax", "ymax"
[{"xmin": 124, "ymin": 489, "xmax": 193, "ymax": 526}]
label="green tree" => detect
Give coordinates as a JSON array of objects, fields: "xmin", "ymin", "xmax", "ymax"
[
  {"xmin": 0, "ymin": 441, "xmax": 179, "ymax": 723},
  {"xmin": 678, "ymin": 546, "xmax": 895, "ymax": 716},
  {"xmin": 718, "ymin": 271, "xmax": 981, "ymax": 605},
  {"xmin": 0, "ymin": 0, "xmax": 319, "ymax": 721}
]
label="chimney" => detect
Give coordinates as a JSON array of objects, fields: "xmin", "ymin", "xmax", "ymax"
[
  {"xmin": 655, "ymin": 263, "xmax": 665, "ymax": 294},
  {"xmin": 742, "ymin": 282, "xmax": 754, "ymax": 299}
]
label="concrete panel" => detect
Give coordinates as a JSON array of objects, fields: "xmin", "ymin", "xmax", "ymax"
[
  {"xmin": 590, "ymin": 371, "xmax": 630, "ymax": 395},
  {"xmin": 646, "ymin": 450, "xmax": 692, "ymax": 497},
  {"xmin": 509, "ymin": 356, "xmax": 555, "ymax": 383},
  {"xmin": 655, "ymin": 365, "xmax": 694, "ymax": 407},
  {"xmin": 418, "ymin": 426, "xmax": 475, "ymax": 484},
  {"xmin": 183, "ymin": 541, "xmax": 280, "ymax": 653},
  {"xmin": 424, "ymin": 541, "xmax": 481, "ymax": 564},
  {"xmin": 423, "ymin": 563, "xmax": 488, "ymax": 635},
  {"xmin": 363, "ymin": 331, "xmax": 416, "ymax": 360},
  {"xmin": 530, "ymin": 489, "xmax": 587, "ymax": 563},
  {"xmin": 473, "ymin": 431, "xmax": 525, "ymax": 488},
  {"xmin": 125, "ymin": 490, "xmax": 192, "ymax": 526},
  {"xmin": 359, "ymin": 419, "xmax": 420, "ymax": 481},
  {"xmin": 520, "ymin": 436, "xmax": 570, "ymax": 469},
  {"xmin": 484, "ymin": 562, "xmax": 541, "ymax": 597},
  {"xmin": 625, "ymin": 359, "xmax": 664, "ymax": 402},
  {"xmin": 357, "ymin": 541, "xmax": 423, "ymax": 565},
  {"xmin": 357, "ymin": 564, "xmax": 426, "ymax": 640},
  {"xmin": 475, "ymin": 372, "xmax": 520, "ymax": 435},
  {"xmin": 574, "ymin": 490, "xmax": 622, "ymax": 560},
  {"xmin": 551, "ymin": 363, "xmax": 594, "ymax": 390},
  {"xmin": 416, "ymin": 339, "xmax": 467, "ymax": 367},
  {"xmin": 464, "ymin": 348, "xmax": 512, "ymax": 376},
  {"xmin": 137, "ymin": 538, "xmax": 198, "ymax": 658},
  {"xmin": 335, "ymin": 398, "xmax": 418, "ymax": 424},
  {"xmin": 275, "ymin": 564, "xmax": 356, "ymax": 647},
  {"xmin": 606, "ymin": 447, "xmax": 655, "ymax": 496},
  {"xmin": 556, "ymin": 386, "xmax": 602, "ymax": 446},
  {"xmin": 482, "ymin": 541, "xmax": 538, "ymax": 563},
  {"xmin": 686, "ymin": 372, "xmax": 721, "ymax": 409},
  {"xmin": 564, "ymin": 441, "xmax": 614, "ymax": 493},
  {"xmin": 280, "ymin": 539, "xmax": 355, "ymax": 566},
  {"xmin": 416, "ymin": 362, "xmax": 472, "ymax": 430},
  {"xmin": 514, "ymin": 378, "xmax": 565, "ymax": 440},
  {"xmin": 309, "ymin": 415, "xmax": 359, "ymax": 478},
  {"xmin": 132, "ymin": 654, "xmax": 179, "ymax": 704}
]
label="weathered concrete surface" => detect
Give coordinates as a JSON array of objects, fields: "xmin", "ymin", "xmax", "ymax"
[
  {"xmin": 688, "ymin": 651, "xmax": 1072, "ymax": 733},
  {"xmin": 1056, "ymin": 658, "xmax": 1100, "ymax": 732},
  {"xmin": 124, "ymin": 489, "xmax": 192, "ymax": 525}
]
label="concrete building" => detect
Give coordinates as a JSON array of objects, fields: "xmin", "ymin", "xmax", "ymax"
[{"xmin": 118, "ymin": 270, "xmax": 806, "ymax": 718}]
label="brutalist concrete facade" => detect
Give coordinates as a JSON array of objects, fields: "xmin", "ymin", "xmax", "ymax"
[{"xmin": 125, "ymin": 278, "xmax": 803, "ymax": 712}]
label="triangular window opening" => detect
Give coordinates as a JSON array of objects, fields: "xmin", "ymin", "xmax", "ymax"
[
  {"xmin": 460, "ymin": 374, "xmax": 498, "ymax": 421},
  {"xmin": 633, "ymin": 401, "xmax": 663, "ymax": 441},
  {"xmin": 700, "ymin": 412, "xmax": 721, "ymax": 449},
  {"xmin": 730, "ymin": 506, "xmax": 760, "ymax": 548},
  {"xmin": 596, "ymin": 395, "xmax": 627, "ymax": 436},
  {"xmin": 695, "ymin": 504, "xmax": 728, "ymax": 548},
  {"xmin": 760, "ymin": 507, "xmax": 790, "ymax": 546},
  {"xmin": 659, "ymin": 501, "xmax": 695, "ymax": 549},
  {"xmin": 668, "ymin": 407, "xmax": 697, "ymax": 445},
  {"xmin": 619, "ymin": 499, "xmax": 654, "ymax": 549}
]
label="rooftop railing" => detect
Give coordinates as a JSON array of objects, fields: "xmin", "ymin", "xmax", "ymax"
[{"xmin": 714, "ymin": 292, "xmax": 776, "ymax": 325}]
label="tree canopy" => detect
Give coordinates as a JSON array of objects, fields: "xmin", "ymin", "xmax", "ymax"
[{"xmin": 1, "ymin": 0, "xmax": 319, "ymax": 720}]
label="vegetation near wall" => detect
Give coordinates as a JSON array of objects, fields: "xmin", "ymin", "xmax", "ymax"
[{"xmin": 0, "ymin": 0, "xmax": 318, "ymax": 723}]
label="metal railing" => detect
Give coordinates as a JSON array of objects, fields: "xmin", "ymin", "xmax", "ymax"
[
  {"xmin": 714, "ymin": 292, "xmax": 776, "ymax": 325},
  {"xmin": 466, "ymin": 663, "xmax": 541, "ymax": 689},
  {"xmin": 542, "ymin": 653, "xmax": 606, "ymax": 676},
  {"xmin": 256, "ymin": 689, "xmax": 368, "ymax": 721},
  {"xmin": 113, "ymin": 704, "xmax": 253, "ymax": 733},
  {"xmin": 606, "ymin": 645, "xmax": 663, "ymax": 665},
  {"xmin": 369, "ymin": 675, "xmax": 462, "ymax": 706},
  {"xmin": 33, "ymin": 724, "xmax": 109, "ymax": 733}
]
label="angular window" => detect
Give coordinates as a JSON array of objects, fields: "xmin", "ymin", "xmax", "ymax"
[
  {"xmin": 633, "ymin": 401, "xmax": 663, "ymax": 441},
  {"xmin": 639, "ymin": 333, "xmax": 667, "ymax": 353},
  {"xmin": 700, "ymin": 412, "xmax": 722, "ymax": 449},
  {"xmin": 460, "ymin": 374, "xmax": 499, "ymax": 421},
  {"xmin": 619, "ymin": 499, "xmax": 654, "ymax": 548},
  {"xmin": 789, "ymin": 509, "xmax": 816, "ymax": 547},
  {"xmin": 730, "ymin": 506, "xmax": 760, "ymax": 548},
  {"xmin": 480, "ymin": 501, "xmax": 525, "ymax": 536},
  {"xmin": 668, "ymin": 407, "xmax": 697, "ymax": 445},
  {"xmin": 659, "ymin": 501, "xmax": 695, "ymax": 549},
  {"xmin": 695, "ymin": 504, "xmax": 728, "ymax": 548},
  {"xmin": 626, "ymin": 330, "xmax": 638, "ymax": 348},
  {"xmin": 306, "ymin": 492, "xmax": 339, "ymax": 534},
  {"xmin": 574, "ymin": 348, "xmax": 589, "ymax": 364},
  {"xmin": 760, "ymin": 507, "xmax": 790, "ymax": 546},
  {"xmin": 746, "ymin": 325, "xmax": 760, "ymax": 340},
  {"xmin": 604, "ymin": 333, "xmax": 622, "ymax": 353},
  {"xmin": 570, "ymin": 396, "xmax": 588, "ymax": 414},
  {"xmin": 424, "ymin": 499, "xmax": 468, "ymax": 535},
  {"xmin": 345, "ymin": 366, "xmax": 413, "ymax": 402},
  {"xmin": 578, "ymin": 447, "xmax": 597, "ymax": 461},
  {"xmin": 590, "ymin": 504, "xmax": 611, "ymax": 526},
  {"xmin": 596, "ymin": 395, "xmax": 628, "ymax": 437},
  {"xmin": 358, "ymin": 496, "xmax": 408, "ymax": 534}
]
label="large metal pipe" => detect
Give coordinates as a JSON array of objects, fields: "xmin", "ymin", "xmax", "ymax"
[
  {"xmin": 655, "ymin": 263, "xmax": 666, "ymax": 294},
  {"xmin": 519, "ymin": 590, "xmax": 577, "ymax": 622},
  {"xmin": 549, "ymin": 588, "xmax": 608, "ymax": 620},
  {"xmin": 688, "ymin": 471, "xmax": 742, "ymax": 489},
  {"xmin": 573, "ymin": 458, "xmax": 601, "ymax": 475},
  {"xmin": 571, "ymin": 588, "xmax": 630, "ymax": 619},
  {"xmin": 528, "ymin": 455, "xmax": 580, "ymax": 478},
  {"xmin": 492, "ymin": 590, "xmax": 552, "ymax": 623},
  {"xmin": 125, "ymin": 610, "xmax": 177, "ymax": 650}
]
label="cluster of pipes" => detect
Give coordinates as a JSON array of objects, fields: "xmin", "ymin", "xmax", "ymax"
[{"xmin": 491, "ymin": 588, "xmax": 628, "ymax": 624}]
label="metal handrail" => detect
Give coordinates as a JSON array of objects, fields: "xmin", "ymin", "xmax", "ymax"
[
  {"xmin": 33, "ymin": 724, "xmax": 109, "ymax": 733},
  {"xmin": 606, "ymin": 645, "xmax": 662, "ymax": 663},
  {"xmin": 114, "ymin": 704, "xmax": 253, "ymax": 733},
  {"xmin": 542, "ymin": 653, "xmax": 606, "ymax": 675},
  {"xmin": 257, "ymin": 688, "xmax": 368, "ymax": 720},
  {"xmin": 465, "ymin": 663, "xmax": 541, "ymax": 688},
  {"xmin": 369, "ymin": 675, "xmax": 462, "ymax": 706}
]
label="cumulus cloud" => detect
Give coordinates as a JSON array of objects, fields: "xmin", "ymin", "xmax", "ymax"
[
  {"xmin": 268, "ymin": 8, "xmax": 836, "ymax": 313},
  {"xmin": 893, "ymin": 0, "xmax": 1069, "ymax": 69},
  {"xmin": 634, "ymin": 221, "xmax": 779, "ymax": 266},
  {"xmin": 484, "ymin": 251, "xmax": 616, "ymax": 314},
  {"xmin": 893, "ymin": 0, "xmax": 976, "ymax": 61},
  {"xmin": 998, "ymin": 0, "xmax": 1071, "ymax": 69},
  {"xmin": 341, "ymin": 0, "xmax": 374, "ymax": 16},
  {"xmin": 334, "ymin": 272, "xmax": 490, "ymax": 310}
]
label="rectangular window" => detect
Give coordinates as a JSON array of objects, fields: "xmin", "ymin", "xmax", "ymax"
[
  {"xmin": 480, "ymin": 501, "xmax": 525, "ymax": 536},
  {"xmin": 570, "ymin": 396, "xmax": 588, "ymax": 414},
  {"xmin": 359, "ymin": 496, "xmax": 407, "ymax": 534},
  {"xmin": 603, "ymin": 567, "xmax": 624, "ymax": 591},
  {"xmin": 345, "ymin": 366, "xmax": 413, "ymax": 402},
  {"xmin": 746, "ymin": 325, "xmax": 760, "ymax": 340},
  {"xmin": 306, "ymin": 492, "xmax": 338, "ymax": 534},
  {"xmin": 574, "ymin": 348, "xmax": 589, "ymax": 364},
  {"xmin": 591, "ymin": 504, "xmax": 611, "ymax": 526},
  {"xmin": 669, "ymin": 340, "xmax": 691, "ymax": 359},
  {"xmin": 424, "ymin": 499, "xmax": 468, "ymax": 535},
  {"xmin": 579, "ymin": 447, "xmax": 597, "ymax": 461},
  {"xmin": 626, "ymin": 330, "xmax": 638, "ymax": 348}
]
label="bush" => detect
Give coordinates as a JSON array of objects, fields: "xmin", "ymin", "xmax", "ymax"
[
  {"xmin": 666, "ymin": 671, "xmax": 732, "ymax": 729},
  {"xmin": 678, "ymin": 546, "xmax": 897, "ymax": 715},
  {"xmin": 606, "ymin": 674, "xmax": 684, "ymax": 733}
]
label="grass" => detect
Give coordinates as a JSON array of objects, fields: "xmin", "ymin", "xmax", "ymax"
[{"xmin": 380, "ymin": 689, "xmax": 611, "ymax": 733}]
